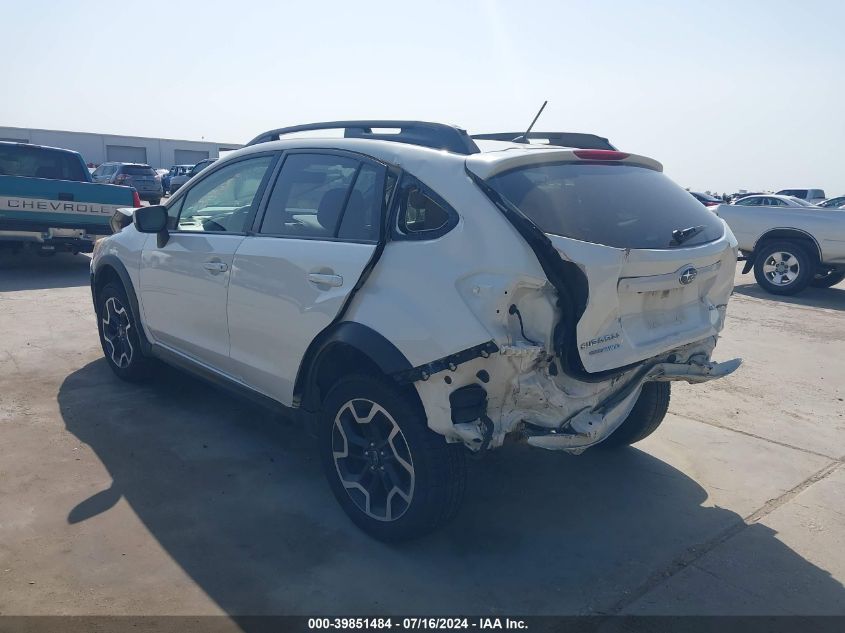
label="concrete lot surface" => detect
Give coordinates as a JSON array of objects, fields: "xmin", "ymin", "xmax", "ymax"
[{"xmin": 1, "ymin": 252, "xmax": 843, "ymax": 617}]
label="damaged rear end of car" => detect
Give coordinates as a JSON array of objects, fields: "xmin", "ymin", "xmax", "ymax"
[{"xmin": 356, "ymin": 145, "xmax": 741, "ymax": 455}]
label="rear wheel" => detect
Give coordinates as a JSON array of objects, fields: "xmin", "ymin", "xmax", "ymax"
[
  {"xmin": 97, "ymin": 282, "xmax": 154, "ymax": 382},
  {"xmin": 753, "ymin": 240, "xmax": 814, "ymax": 296},
  {"xmin": 149, "ymin": 198, "xmax": 161, "ymax": 205},
  {"xmin": 601, "ymin": 382, "xmax": 671, "ymax": 448},
  {"xmin": 811, "ymin": 270, "xmax": 845, "ymax": 289},
  {"xmin": 319, "ymin": 375, "xmax": 466, "ymax": 541}
]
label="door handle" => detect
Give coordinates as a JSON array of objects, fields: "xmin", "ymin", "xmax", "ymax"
[
  {"xmin": 307, "ymin": 272, "xmax": 343, "ymax": 287},
  {"xmin": 203, "ymin": 261, "xmax": 229, "ymax": 274}
]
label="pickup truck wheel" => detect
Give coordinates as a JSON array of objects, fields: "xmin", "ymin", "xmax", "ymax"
[
  {"xmin": 811, "ymin": 270, "xmax": 845, "ymax": 289},
  {"xmin": 98, "ymin": 283, "xmax": 154, "ymax": 382},
  {"xmin": 601, "ymin": 382, "xmax": 671, "ymax": 448},
  {"xmin": 319, "ymin": 375, "xmax": 466, "ymax": 541},
  {"xmin": 753, "ymin": 241, "xmax": 813, "ymax": 295}
]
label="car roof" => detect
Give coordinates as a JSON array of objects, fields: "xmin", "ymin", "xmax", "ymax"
[
  {"xmin": 0, "ymin": 140, "xmax": 81, "ymax": 156},
  {"xmin": 222, "ymin": 136, "xmax": 662, "ymax": 176}
]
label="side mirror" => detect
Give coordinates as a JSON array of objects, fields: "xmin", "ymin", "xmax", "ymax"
[
  {"xmin": 134, "ymin": 205, "xmax": 170, "ymax": 247},
  {"xmin": 133, "ymin": 205, "xmax": 168, "ymax": 233}
]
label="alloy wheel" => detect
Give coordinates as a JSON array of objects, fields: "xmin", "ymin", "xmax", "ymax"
[
  {"xmin": 762, "ymin": 251, "xmax": 800, "ymax": 286},
  {"xmin": 101, "ymin": 297, "xmax": 134, "ymax": 368},
  {"xmin": 332, "ymin": 398, "xmax": 415, "ymax": 522}
]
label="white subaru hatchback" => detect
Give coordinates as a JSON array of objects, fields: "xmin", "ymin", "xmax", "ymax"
[{"xmin": 91, "ymin": 121, "xmax": 740, "ymax": 540}]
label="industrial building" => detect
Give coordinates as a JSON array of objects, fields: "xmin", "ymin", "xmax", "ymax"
[{"xmin": 0, "ymin": 125, "xmax": 241, "ymax": 168}]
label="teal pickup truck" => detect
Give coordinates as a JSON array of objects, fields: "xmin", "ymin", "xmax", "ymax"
[{"xmin": 0, "ymin": 141, "xmax": 139, "ymax": 254}]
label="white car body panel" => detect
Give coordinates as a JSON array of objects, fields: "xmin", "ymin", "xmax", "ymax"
[
  {"xmin": 716, "ymin": 203, "xmax": 845, "ymax": 265},
  {"xmin": 93, "ymin": 134, "xmax": 740, "ymax": 454},
  {"xmin": 227, "ymin": 237, "xmax": 376, "ymax": 404},
  {"xmin": 139, "ymin": 232, "xmax": 245, "ymax": 372}
]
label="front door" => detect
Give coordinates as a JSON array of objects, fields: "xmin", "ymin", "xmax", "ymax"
[
  {"xmin": 139, "ymin": 153, "xmax": 276, "ymax": 373},
  {"xmin": 228, "ymin": 152, "xmax": 390, "ymax": 404}
]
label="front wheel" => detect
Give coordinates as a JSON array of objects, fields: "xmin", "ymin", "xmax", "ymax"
[
  {"xmin": 811, "ymin": 270, "xmax": 845, "ymax": 289},
  {"xmin": 601, "ymin": 382, "xmax": 671, "ymax": 448},
  {"xmin": 97, "ymin": 282, "xmax": 154, "ymax": 382},
  {"xmin": 753, "ymin": 240, "xmax": 814, "ymax": 296},
  {"xmin": 319, "ymin": 375, "xmax": 466, "ymax": 541}
]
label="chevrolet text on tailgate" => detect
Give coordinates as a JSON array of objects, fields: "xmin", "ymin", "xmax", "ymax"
[
  {"xmin": 90, "ymin": 121, "xmax": 741, "ymax": 540},
  {"xmin": 0, "ymin": 141, "xmax": 139, "ymax": 254}
]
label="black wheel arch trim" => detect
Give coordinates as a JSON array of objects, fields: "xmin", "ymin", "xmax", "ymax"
[
  {"xmin": 295, "ymin": 321, "xmax": 414, "ymax": 412},
  {"xmin": 91, "ymin": 254, "xmax": 152, "ymax": 354}
]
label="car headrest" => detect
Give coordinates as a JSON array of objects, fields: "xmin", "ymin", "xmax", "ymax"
[{"xmin": 317, "ymin": 188, "xmax": 365, "ymax": 235}]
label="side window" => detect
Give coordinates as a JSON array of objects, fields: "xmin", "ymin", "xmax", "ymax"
[
  {"xmin": 770, "ymin": 198, "xmax": 787, "ymax": 207},
  {"xmin": 259, "ymin": 154, "xmax": 359, "ymax": 238},
  {"xmin": 337, "ymin": 163, "xmax": 387, "ymax": 242},
  {"xmin": 736, "ymin": 197, "xmax": 759, "ymax": 206},
  {"xmin": 397, "ymin": 187, "xmax": 452, "ymax": 235},
  {"xmin": 176, "ymin": 155, "xmax": 273, "ymax": 233}
]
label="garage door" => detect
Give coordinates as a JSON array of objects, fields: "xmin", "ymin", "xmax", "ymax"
[
  {"xmin": 174, "ymin": 149, "xmax": 209, "ymax": 165},
  {"xmin": 106, "ymin": 145, "xmax": 147, "ymax": 163}
]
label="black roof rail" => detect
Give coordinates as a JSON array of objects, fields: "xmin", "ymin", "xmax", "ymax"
[
  {"xmin": 246, "ymin": 120, "xmax": 480, "ymax": 155},
  {"xmin": 470, "ymin": 132, "xmax": 616, "ymax": 150}
]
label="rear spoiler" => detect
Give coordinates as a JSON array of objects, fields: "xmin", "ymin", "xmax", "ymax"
[{"xmin": 470, "ymin": 132, "xmax": 615, "ymax": 150}]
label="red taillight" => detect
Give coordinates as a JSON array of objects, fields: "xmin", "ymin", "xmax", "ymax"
[
  {"xmin": 132, "ymin": 190, "xmax": 142, "ymax": 207},
  {"xmin": 704, "ymin": 201, "xmax": 719, "ymax": 207},
  {"xmin": 573, "ymin": 149, "xmax": 630, "ymax": 161}
]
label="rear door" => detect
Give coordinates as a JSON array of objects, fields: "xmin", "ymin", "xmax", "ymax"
[
  {"xmin": 227, "ymin": 151, "xmax": 390, "ymax": 404},
  {"xmin": 139, "ymin": 153, "xmax": 276, "ymax": 372}
]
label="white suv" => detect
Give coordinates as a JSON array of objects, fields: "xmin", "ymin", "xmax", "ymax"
[{"xmin": 90, "ymin": 121, "xmax": 740, "ymax": 540}]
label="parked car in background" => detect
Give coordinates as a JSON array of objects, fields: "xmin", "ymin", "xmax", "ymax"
[
  {"xmin": 90, "ymin": 120, "xmax": 740, "ymax": 540},
  {"xmin": 716, "ymin": 197, "xmax": 845, "ymax": 294},
  {"xmin": 689, "ymin": 191, "xmax": 722, "ymax": 207},
  {"xmin": 165, "ymin": 164, "xmax": 192, "ymax": 194},
  {"xmin": 776, "ymin": 188, "xmax": 826, "ymax": 204},
  {"xmin": 731, "ymin": 194, "xmax": 816, "ymax": 208},
  {"xmin": 0, "ymin": 141, "xmax": 137, "ymax": 254},
  {"xmin": 189, "ymin": 157, "xmax": 217, "ymax": 177},
  {"xmin": 818, "ymin": 195, "xmax": 845, "ymax": 209},
  {"xmin": 92, "ymin": 162, "xmax": 163, "ymax": 204}
]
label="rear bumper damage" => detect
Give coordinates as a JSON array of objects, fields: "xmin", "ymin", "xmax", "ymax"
[
  {"xmin": 408, "ymin": 337, "xmax": 741, "ymax": 455},
  {"xmin": 523, "ymin": 354, "xmax": 740, "ymax": 452}
]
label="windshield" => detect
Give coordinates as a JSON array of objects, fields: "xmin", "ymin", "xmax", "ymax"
[
  {"xmin": 0, "ymin": 145, "xmax": 88, "ymax": 182},
  {"xmin": 486, "ymin": 162, "xmax": 724, "ymax": 249}
]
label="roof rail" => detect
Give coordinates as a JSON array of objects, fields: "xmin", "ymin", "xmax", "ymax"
[
  {"xmin": 471, "ymin": 132, "xmax": 615, "ymax": 150},
  {"xmin": 246, "ymin": 121, "xmax": 480, "ymax": 155}
]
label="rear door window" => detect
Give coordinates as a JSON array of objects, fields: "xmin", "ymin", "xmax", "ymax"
[
  {"xmin": 260, "ymin": 153, "xmax": 388, "ymax": 241},
  {"xmin": 486, "ymin": 162, "xmax": 724, "ymax": 249}
]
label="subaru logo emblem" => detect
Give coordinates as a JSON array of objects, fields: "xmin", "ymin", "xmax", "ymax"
[{"xmin": 679, "ymin": 266, "xmax": 698, "ymax": 285}]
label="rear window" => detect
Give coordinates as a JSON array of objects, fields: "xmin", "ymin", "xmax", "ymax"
[
  {"xmin": 121, "ymin": 165, "xmax": 155, "ymax": 176},
  {"xmin": 486, "ymin": 162, "xmax": 724, "ymax": 249},
  {"xmin": 777, "ymin": 189, "xmax": 808, "ymax": 199},
  {"xmin": 0, "ymin": 145, "xmax": 88, "ymax": 182}
]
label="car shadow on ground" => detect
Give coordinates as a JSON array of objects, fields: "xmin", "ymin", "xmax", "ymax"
[
  {"xmin": 58, "ymin": 360, "xmax": 845, "ymax": 622},
  {"xmin": 732, "ymin": 281, "xmax": 845, "ymax": 312},
  {"xmin": 0, "ymin": 251, "xmax": 91, "ymax": 291}
]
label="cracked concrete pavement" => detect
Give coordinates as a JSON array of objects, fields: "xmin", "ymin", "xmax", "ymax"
[{"xmin": 0, "ymin": 252, "xmax": 843, "ymax": 617}]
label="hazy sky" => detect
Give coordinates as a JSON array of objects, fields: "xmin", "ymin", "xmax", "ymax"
[{"xmin": 2, "ymin": 0, "xmax": 843, "ymax": 194}]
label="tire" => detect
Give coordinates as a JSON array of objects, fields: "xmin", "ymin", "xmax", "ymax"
[
  {"xmin": 319, "ymin": 374, "xmax": 466, "ymax": 541},
  {"xmin": 149, "ymin": 198, "xmax": 161, "ymax": 205},
  {"xmin": 753, "ymin": 240, "xmax": 814, "ymax": 296},
  {"xmin": 811, "ymin": 270, "xmax": 845, "ymax": 289},
  {"xmin": 97, "ymin": 282, "xmax": 154, "ymax": 382},
  {"xmin": 601, "ymin": 382, "xmax": 671, "ymax": 448}
]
